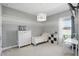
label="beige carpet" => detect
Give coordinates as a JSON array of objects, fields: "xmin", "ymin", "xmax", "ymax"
[{"xmin": 2, "ymin": 42, "xmax": 74, "ymax": 56}]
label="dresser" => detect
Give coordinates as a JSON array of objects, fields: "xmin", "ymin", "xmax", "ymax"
[{"xmin": 18, "ymin": 30, "xmax": 31, "ymax": 48}]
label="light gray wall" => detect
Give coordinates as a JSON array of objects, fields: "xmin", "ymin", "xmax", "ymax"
[
  {"xmin": 2, "ymin": 6, "xmax": 44, "ymax": 48},
  {"xmin": 44, "ymin": 10, "xmax": 71, "ymax": 34},
  {"xmin": 0, "ymin": 5, "xmax": 2, "ymax": 42},
  {"xmin": 0, "ymin": 4, "xmax": 2, "ymax": 55}
]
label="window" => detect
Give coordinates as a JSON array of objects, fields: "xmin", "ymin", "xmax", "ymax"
[{"xmin": 63, "ymin": 17, "xmax": 71, "ymax": 39}]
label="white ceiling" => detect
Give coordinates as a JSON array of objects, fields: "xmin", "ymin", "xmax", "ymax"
[{"xmin": 2, "ymin": 3, "xmax": 69, "ymax": 16}]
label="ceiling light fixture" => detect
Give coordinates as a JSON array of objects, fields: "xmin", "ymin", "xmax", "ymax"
[{"xmin": 37, "ymin": 13, "xmax": 47, "ymax": 22}]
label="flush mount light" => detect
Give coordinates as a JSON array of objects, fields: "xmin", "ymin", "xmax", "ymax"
[{"xmin": 37, "ymin": 13, "xmax": 47, "ymax": 22}]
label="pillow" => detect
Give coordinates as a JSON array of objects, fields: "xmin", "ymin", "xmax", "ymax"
[{"xmin": 42, "ymin": 32, "xmax": 49, "ymax": 37}]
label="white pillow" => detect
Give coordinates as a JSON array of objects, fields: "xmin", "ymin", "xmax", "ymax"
[{"xmin": 42, "ymin": 32, "xmax": 49, "ymax": 37}]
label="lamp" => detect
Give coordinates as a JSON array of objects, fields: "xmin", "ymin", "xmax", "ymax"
[{"xmin": 37, "ymin": 13, "xmax": 47, "ymax": 22}]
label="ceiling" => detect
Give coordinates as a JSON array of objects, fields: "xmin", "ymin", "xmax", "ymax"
[{"xmin": 2, "ymin": 3, "xmax": 69, "ymax": 16}]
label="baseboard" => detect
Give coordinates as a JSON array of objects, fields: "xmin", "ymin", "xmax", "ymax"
[{"xmin": 2, "ymin": 45, "xmax": 18, "ymax": 51}]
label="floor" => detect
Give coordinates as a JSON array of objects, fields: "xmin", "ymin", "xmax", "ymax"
[{"xmin": 2, "ymin": 42, "xmax": 74, "ymax": 56}]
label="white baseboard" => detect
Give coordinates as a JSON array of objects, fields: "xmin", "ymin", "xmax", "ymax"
[{"xmin": 2, "ymin": 45, "xmax": 18, "ymax": 51}]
